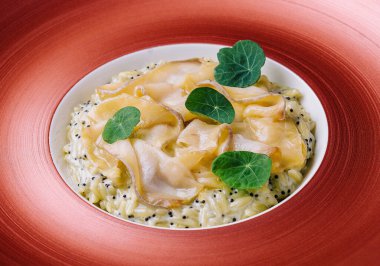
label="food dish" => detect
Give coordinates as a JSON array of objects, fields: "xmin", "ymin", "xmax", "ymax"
[
  {"xmin": 51, "ymin": 43, "xmax": 328, "ymax": 230},
  {"xmin": 63, "ymin": 49, "xmax": 316, "ymax": 228},
  {"xmin": 1, "ymin": 0, "xmax": 379, "ymax": 264}
]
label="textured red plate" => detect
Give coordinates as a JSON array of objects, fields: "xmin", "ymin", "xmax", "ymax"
[{"xmin": 1, "ymin": 0, "xmax": 380, "ymax": 265}]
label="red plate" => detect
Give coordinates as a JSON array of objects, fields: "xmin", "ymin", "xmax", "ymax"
[{"xmin": 1, "ymin": 0, "xmax": 379, "ymax": 265}]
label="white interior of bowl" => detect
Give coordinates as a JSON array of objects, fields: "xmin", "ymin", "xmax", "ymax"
[{"xmin": 49, "ymin": 43, "xmax": 328, "ymax": 230}]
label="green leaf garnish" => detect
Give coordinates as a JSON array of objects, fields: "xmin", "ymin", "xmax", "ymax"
[
  {"xmin": 102, "ymin": 106, "xmax": 141, "ymax": 144},
  {"xmin": 212, "ymin": 151, "xmax": 272, "ymax": 189},
  {"xmin": 214, "ymin": 40, "xmax": 266, "ymax": 88},
  {"xmin": 185, "ymin": 87, "xmax": 235, "ymax": 124}
]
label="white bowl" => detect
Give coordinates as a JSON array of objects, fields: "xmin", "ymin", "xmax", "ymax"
[{"xmin": 49, "ymin": 43, "xmax": 328, "ymax": 229}]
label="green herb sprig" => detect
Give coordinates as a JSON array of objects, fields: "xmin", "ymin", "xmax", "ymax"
[
  {"xmin": 212, "ymin": 151, "xmax": 272, "ymax": 189},
  {"xmin": 102, "ymin": 106, "xmax": 141, "ymax": 144},
  {"xmin": 185, "ymin": 87, "xmax": 235, "ymax": 124},
  {"xmin": 215, "ymin": 40, "xmax": 266, "ymax": 88}
]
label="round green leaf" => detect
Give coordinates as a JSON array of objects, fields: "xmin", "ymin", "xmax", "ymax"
[
  {"xmin": 102, "ymin": 106, "xmax": 141, "ymax": 144},
  {"xmin": 185, "ymin": 87, "xmax": 235, "ymax": 124},
  {"xmin": 215, "ymin": 40, "xmax": 266, "ymax": 88},
  {"xmin": 212, "ymin": 151, "xmax": 272, "ymax": 189}
]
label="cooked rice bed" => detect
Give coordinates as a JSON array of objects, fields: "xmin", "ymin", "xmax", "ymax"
[{"xmin": 64, "ymin": 61, "xmax": 315, "ymax": 228}]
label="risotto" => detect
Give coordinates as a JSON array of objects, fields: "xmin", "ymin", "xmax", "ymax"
[{"xmin": 64, "ymin": 42, "xmax": 315, "ymax": 228}]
